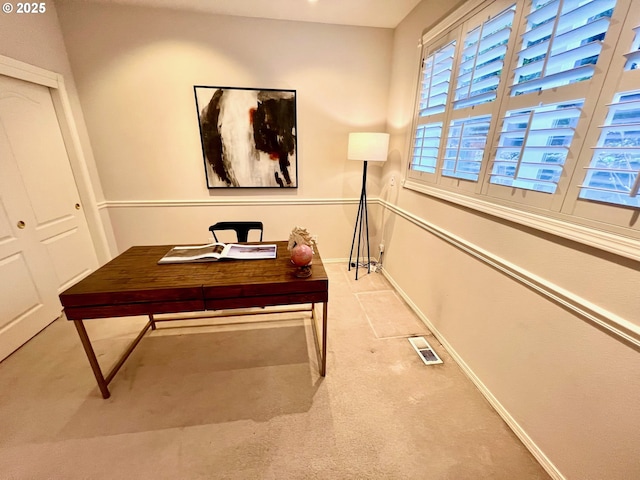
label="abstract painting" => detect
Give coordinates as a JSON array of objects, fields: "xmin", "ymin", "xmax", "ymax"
[{"xmin": 194, "ymin": 86, "xmax": 298, "ymax": 188}]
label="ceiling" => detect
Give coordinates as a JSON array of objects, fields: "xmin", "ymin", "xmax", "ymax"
[{"xmin": 85, "ymin": 0, "xmax": 424, "ymax": 28}]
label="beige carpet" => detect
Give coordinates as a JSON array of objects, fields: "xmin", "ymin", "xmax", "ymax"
[{"xmin": 0, "ymin": 264, "xmax": 551, "ymax": 479}]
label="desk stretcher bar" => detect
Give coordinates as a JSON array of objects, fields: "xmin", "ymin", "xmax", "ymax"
[{"xmin": 60, "ymin": 242, "xmax": 329, "ymax": 399}]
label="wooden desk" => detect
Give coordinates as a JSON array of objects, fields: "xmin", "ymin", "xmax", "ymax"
[{"xmin": 60, "ymin": 242, "xmax": 328, "ymax": 399}]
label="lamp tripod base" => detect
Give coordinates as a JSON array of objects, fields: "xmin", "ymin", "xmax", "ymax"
[{"xmin": 348, "ymin": 161, "xmax": 372, "ymax": 280}]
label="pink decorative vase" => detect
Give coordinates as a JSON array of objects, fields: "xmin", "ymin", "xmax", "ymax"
[{"xmin": 290, "ymin": 244, "xmax": 313, "ymax": 266}]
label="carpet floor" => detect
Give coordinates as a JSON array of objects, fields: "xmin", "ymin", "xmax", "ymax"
[{"xmin": 0, "ymin": 264, "xmax": 551, "ymax": 479}]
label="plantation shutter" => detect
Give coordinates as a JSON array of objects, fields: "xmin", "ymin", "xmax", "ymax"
[
  {"xmin": 412, "ymin": 123, "xmax": 444, "ymax": 174},
  {"xmin": 490, "ymin": 100, "xmax": 583, "ymax": 193},
  {"xmin": 578, "ymin": 92, "xmax": 640, "ymax": 207},
  {"xmin": 442, "ymin": 115, "xmax": 492, "ymax": 181},
  {"xmin": 418, "ymin": 41, "xmax": 456, "ymax": 117},
  {"xmin": 410, "ymin": 37, "xmax": 456, "ymax": 176},
  {"xmin": 624, "ymin": 26, "xmax": 640, "ymax": 71},
  {"xmin": 454, "ymin": 4, "xmax": 516, "ymax": 109},
  {"xmin": 441, "ymin": 4, "xmax": 518, "ymax": 183},
  {"xmin": 485, "ymin": 0, "xmax": 620, "ymax": 205},
  {"xmin": 566, "ymin": 0, "xmax": 640, "ymax": 227},
  {"xmin": 404, "ymin": 0, "xmax": 640, "ymax": 242},
  {"xmin": 511, "ymin": 0, "xmax": 615, "ymax": 96},
  {"xmin": 578, "ymin": 22, "xmax": 640, "ymax": 209}
]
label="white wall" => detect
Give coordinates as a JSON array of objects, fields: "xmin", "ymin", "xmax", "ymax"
[
  {"xmin": 0, "ymin": 3, "xmax": 87, "ymax": 155},
  {"xmin": 13, "ymin": 1, "xmax": 640, "ymax": 477},
  {"xmin": 383, "ymin": 1, "xmax": 640, "ymax": 479},
  {"xmin": 0, "ymin": 2, "xmax": 116, "ymax": 260},
  {"xmin": 55, "ymin": 1, "xmax": 393, "ymax": 257}
]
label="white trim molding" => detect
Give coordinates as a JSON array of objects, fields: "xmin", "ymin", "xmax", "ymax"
[
  {"xmin": 102, "ymin": 197, "xmax": 359, "ymax": 208},
  {"xmin": 98, "ymin": 193, "xmax": 639, "ymax": 351},
  {"xmin": 381, "ymin": 269, "xmax": 566, "ymax": 480},
  {"xmin": 0, "ymin": 54, "xmax": 58, "ymax": 88},
  {"xmin": 106, "ymin": 196, "xmax": 639, "ymax": 346},
  {"xmin": 0, "ymin": 54, "xmax": 111, "ymax": 264},
  {"xmin": 403, "ymin": 179, "xmax": 640, "ymax": 263},
  {"xmin": 377, "ymin": 196, "xmax": 640, "ymax": 350}
]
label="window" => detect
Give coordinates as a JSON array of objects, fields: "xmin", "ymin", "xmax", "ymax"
[
  {"xmin": 490, "ymin": 100, "xmax": 584, "ymax": 193},
  {"xmin": 405, "ymin": 0, "xmax": 640, "ymax": 251},
  {"xmin": 579, "ymin": 91, "xmax": 640, "ymax": 207},
  {"xmin": 411, "ymin": 3, "xmax": 518, "ymax": 188},
  {"xmin": 418, "ymin": 41, "xmax": 456, "ymax": 117},
  {"xmin": 511, "ymin": 0, "xmax": 616, "ymax": 96},
  {"xmin": 443, "ymin": 115, "xmax": 491, "ymax": 181},
  {"xmin": 454, "ymin": 4, "xmax": 517, "ymax": 109},
  {"xmin": 625, "ymin": 26, "xmax": 640, "ymax": 70},
  {"xmin": 409, "ymin": 33, "xmax": 457, "ymax": 182},
  {"xmin": 412, "ymin": 123, "xmax": 443, "ymax": 173},
  {"xmin": 439, "ymin": 4, "xmax": 518, "ymax": 187},
  {"xmin": 483, "ymin": 0, "xmax": 619, "ymax": 210}
]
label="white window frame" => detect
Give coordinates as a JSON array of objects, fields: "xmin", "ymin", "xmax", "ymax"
[
  {"xmin": 408, "ymin": 29, "xmax": 460, "ymax": 184},
  {"xmin": 562, "ymin": 4, "xmax": 640, "ymax": 232},
  {"xmin": 441, "ymin": 2, "xmax": 520, "ymax": 193},
  {"xmin": 403, "ymin": 0, "xmax": 640, "ymax": 262},
  {"xmin": 482, "ymin": 0, "xmax": 620, "ymax": 211}
]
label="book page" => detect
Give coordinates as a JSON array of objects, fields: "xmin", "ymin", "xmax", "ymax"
[
  {"xmin": 158, "ymin": 243, "xmax": 226, "ymax": 263},
  {"xmin": 170, "ymin": 244, "xmax": 225, "ymax": 257},
  {"xmin": 223, "ymin": 244, "xmax": 277, "ymax": 259}
]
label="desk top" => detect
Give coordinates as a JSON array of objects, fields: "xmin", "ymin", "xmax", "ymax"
[{"xmin": 60, "ymin": 241, "xmax": 328, "ymax": 319}]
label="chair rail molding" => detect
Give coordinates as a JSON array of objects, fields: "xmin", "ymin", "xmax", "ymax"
[
  {"xmin": 102, "ymin": 198, "xmax": 360, "ymax": 208},
  {"xmin": 403, "ymin": 180, "xmax": 640, "ymax": 263},
  {"xmin": 100, "ymin": 195, "xmax": 640, "ymax": 350},
  {"xmin": 376, "ymin": 197, "xmax": 640, "ymax": 350}
]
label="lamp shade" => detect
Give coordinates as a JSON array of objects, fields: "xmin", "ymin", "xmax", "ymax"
[{"xmin": 347, "ymin": 132, "xmax": 390, "ymax": 162}]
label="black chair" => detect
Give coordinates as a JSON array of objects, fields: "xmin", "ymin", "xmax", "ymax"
[{"xmin": 209, "ymin": 221, "xmax": 263, "ymax": 243}]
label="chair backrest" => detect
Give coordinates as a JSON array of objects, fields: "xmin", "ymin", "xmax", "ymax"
[{"xmin": 208, "ymin": 221, "xmax": 264, "ymax": 243}]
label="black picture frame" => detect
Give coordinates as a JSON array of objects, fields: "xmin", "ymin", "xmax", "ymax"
[{"xmin": 194, "ymin": 86, "xmax": 298, "ymax": 188}]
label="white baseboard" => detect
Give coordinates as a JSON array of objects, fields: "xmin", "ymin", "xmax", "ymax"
[{"xmin": 380, "ymin": 268, "xmax": 566, "ymax": 480}]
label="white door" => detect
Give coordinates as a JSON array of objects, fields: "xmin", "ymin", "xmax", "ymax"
[{"xmin": 0, "ymin": 74, "xmax": 98, "ymax": 362}]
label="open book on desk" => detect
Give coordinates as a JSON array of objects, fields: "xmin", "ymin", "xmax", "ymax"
[{"xmin": 158, "ymin": 242, "xmax": 277, "ymax": 264}]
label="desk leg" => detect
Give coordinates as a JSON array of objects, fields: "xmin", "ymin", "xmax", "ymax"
[
  {"xmin": 310, "ymin": 303, "xmax": 328, "ymax": 377},
  {"xmin": 321, "ymin": 302, "xmax": 327, "ymax": 376},
  {"xmin": 149, "ymin": 313, "xmax": 156, "ymax": 330},
  {"xmin": 73, "ymin": 320, "xmax": 110, "ymax": 399}
]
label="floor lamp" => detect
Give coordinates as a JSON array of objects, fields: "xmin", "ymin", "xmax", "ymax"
[{"xmin": 347, "ymin": 132, "xmax": 390, "ymax": 280}]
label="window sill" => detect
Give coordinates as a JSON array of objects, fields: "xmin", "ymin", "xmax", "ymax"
[{"xmin": 402, "ymin": 179, "xmax": 640, "ymax": 263}]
